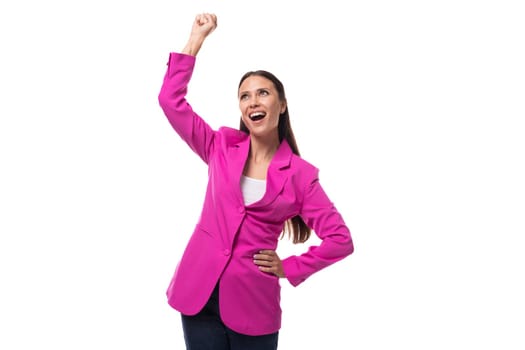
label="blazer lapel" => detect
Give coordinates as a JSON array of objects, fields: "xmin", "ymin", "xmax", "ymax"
[
  {"xmin": 228, "ymin": 136, "xmax": 251, "ymax": 206},
  {"xmin": 251, "ymin": 140, "xmax": 292, "ymax": 208}
]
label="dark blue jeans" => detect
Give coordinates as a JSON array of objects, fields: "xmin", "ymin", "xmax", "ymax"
[{"xmin": 181, "ymin": 284, "xmax": 279, "ymax": 350}]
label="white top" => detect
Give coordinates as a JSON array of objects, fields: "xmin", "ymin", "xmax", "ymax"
[{"xmin": 240, "ymin": 175, "xmax": 266, "ymax": 205}]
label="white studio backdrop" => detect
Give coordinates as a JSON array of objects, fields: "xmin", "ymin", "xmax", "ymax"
[{"xmin": 1, "ymin": 0, "xmax": 524, "ymax": 349}]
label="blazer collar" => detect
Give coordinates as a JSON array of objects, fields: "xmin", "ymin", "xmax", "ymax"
[
  {"xmin": 230, "ymin": 137, "xmax": 293, "ymax": 208},
  {"xmin": 233, "ymin": 136, "xmax": 293, "ymax": 166},
  {"xmin": 269, "ymin": 139, "xmax": 293, "ymax": 171}
]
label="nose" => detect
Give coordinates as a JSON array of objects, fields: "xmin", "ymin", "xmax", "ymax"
[{"xmin": 249, "ymin": 95, "xmax": 259, "ymax": 107}]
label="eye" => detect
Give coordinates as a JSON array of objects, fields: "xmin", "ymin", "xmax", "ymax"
[
  {"xmin": 259, "ymin": 90, "xmax": 269, "ymax": 96},
  {"xmin": 239, "ymin": 93, "xmax": 249, "ymax": 101}
]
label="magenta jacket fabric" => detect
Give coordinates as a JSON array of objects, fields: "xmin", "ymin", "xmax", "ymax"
[{"xmin": 158, "ymin": 52, "xmax": 354, "ymax": 336}]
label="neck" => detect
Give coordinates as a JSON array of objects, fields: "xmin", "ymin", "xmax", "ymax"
[{"xmin": 249, "ymin": 135, "xmax": 280, "ymax": 163}]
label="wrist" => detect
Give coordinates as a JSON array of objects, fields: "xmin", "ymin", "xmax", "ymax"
[{"xmin": 182, "ymin": 35, "xmax": 206, "ymax": 56}]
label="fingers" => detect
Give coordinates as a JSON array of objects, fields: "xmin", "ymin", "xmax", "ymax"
[
  {"xmin": 253, "ymin": 250, "xmax": 285, "ymax": 278},
  {"xmin": 195, "ymin": 12, "xmax": 217, "ymax": 28},
  {"xmin": 256, "ymin": 250, "xmax": 278, "ymax": 258},
  {"xmin": 253, "ymin": 250, "xmax": 277, "ymax": 265},
  {"xmin": 204, "ymin": 13, "xmax": 217, "ymax": 25}
]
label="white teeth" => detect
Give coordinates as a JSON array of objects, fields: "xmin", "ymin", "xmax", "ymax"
[{"xmin": 249, "ymin": 112, "xmax": 266, "ymax": 121}]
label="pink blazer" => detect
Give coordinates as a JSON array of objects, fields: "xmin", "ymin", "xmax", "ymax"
[{"xmin": 158, "ymin": 52, "xmax": 354, "ymax": 336}]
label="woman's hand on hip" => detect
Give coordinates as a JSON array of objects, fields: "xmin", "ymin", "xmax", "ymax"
[{"xmin": 253, "ymin": 250, "xmax": 285, "ymax": 278}]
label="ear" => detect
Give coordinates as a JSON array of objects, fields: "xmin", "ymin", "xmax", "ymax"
[{"xmin": 280, "ymin": 100, "xmax": 287, "ymax": 114}]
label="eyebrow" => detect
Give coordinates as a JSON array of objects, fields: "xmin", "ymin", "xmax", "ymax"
[{"xmin": 238, "ymin": 87, "xmax": 271, "ymax": 95}]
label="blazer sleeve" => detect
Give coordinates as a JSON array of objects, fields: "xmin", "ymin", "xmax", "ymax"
[
  {"xmin": 158, "ymin": 52, "xmax": 216, "ymax": 164},
  {"xmin": 282, "ymin": 170, "xmax": 354, "ymax": 287}
]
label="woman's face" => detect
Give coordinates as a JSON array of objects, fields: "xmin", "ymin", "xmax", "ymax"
[{"xmin": 238, "ymin": 75, "xmax": 286, "ymax": 139}]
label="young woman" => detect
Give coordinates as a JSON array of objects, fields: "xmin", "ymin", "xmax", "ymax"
[{"xmin": 158, "ymin": 13, "xmax": 354, "ymax": 350}]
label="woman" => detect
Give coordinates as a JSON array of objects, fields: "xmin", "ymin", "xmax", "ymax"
[{"xmin": 158, "ymin": 13, "xmax": 354, "ymax": 350}]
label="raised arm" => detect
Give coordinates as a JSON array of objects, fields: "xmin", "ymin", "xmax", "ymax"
[{"xmin": 158, "ymin": 13, "xmax": 219, "ymax": 164}]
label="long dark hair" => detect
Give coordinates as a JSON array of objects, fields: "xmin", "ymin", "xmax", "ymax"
[{"xmin": 238, "ymin": 70, "xmax": 311, "ymax": 244}]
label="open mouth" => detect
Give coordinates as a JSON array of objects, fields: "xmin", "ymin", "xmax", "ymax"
[{"xmin": 249, "ymin": 112, "xmax": 266, "ymax": 121}]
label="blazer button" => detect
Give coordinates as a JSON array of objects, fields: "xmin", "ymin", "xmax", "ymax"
[
  {"xmin": 238, "ymin": 206, "xmax": 245, "ymax": 214},
  {"xmin": 223, "ymin": 249, "xmax": 230, "ymax": 256}
]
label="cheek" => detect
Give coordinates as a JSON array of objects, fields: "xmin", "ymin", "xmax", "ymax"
[
  {"xmin": 238, "ymin": 103, "xmax": 246, "ymax": 118},
  {"xmin": 238, "ymin": 99, "xmax": 247, "ymax": 111},
  {"xmin": 240, "ymin": 114, "xmax": 251, "ymax": 127},
  {"xmin": 271, "ymin": 107, "xmax": 282, "ymax": 124}
]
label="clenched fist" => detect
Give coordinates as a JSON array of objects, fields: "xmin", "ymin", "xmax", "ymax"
[
  {"xmin": 191, "ymin": 13, "xmax": 218, "ymax": 39},
  {"xmin": 182, "ymin": 13, "xmax": 218, "ymax": 56}
]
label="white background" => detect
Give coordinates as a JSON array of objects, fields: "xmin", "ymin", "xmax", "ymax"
[{"xmin": 1, "ymin": 0, "xmax": 524, "ymax": 349}]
